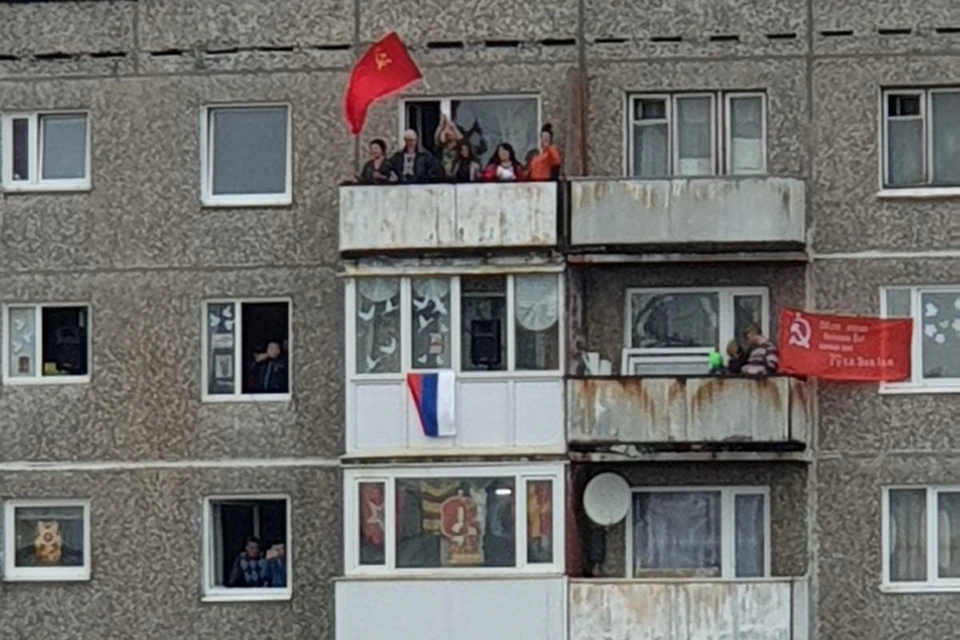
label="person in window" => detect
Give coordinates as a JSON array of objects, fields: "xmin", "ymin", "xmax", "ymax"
[
  {"xmin": 389, "ymin": 129, "xmax": 440, "ymax": 183},
  {"xmin": 358, "ymin": 138, "xmax": 394, "ymax": 185},
  {"xmin": 248, "ymin": 341, "xmax": 289, "ymax": 394},
  {"xmin": 228, "ymin": 537, "xmax": 268, "ymax": 588},
  {"xmin": 481, "ymin": 143, "xmax": 526, "ymax": 182},
  {"xmin": 451, "ymin": 141, "xmax": 480, "ymax": 183},
  {"xmin": 265, "ymin": 543, "xmax": 287, "ymax": 588},
  {"xmin": 434, "ymin": 114, "xmax": 463, "ymax": 180},
  {"xmin": 741, "ymin": 324, "xmax": 780, "ymax": 376},
  {"xmin": 526, "ymin": 123, "xmax": 563, "ymax": 181},
  {"xmin": 725, "ymin": 339, "xmax": 749, "ymax": 374}
]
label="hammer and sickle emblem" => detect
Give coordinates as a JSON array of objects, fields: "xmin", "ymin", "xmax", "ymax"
[
  {"xmin": 375, "ymin": 50, "xmax": 392, "ymax": 70},
  {"xmin": 788, "ymin": 313, "xmax": 812, "ymax": 349}
]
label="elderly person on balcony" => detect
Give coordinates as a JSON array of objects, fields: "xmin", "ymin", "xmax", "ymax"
[
  {"xmin": 741, "ymin": 324, "xmax": 780, "ymax": 376},
  {"xmin": 389, "ymin": 129, "xmax": 440, "ymax": 184},
  {"xmin": 358, "ymin": 138, "xmax": 394, "ymax": 185}
]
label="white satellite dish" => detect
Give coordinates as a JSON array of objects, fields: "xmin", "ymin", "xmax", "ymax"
[{"xmin": 583, "ymin": 473, "xmax": 631, "ymax": 526}]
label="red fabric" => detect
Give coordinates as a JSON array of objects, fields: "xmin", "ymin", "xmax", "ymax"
[
  {"xmin": 360, "ymin": 483, "xmax": 384, "ymax": 546},
  {"xmin": 527, "ymin": 144, "xmax": 562, "ymax": 181},
  {"xmin": 344, "ymin": 32, "xmax": 422, "ymax": 135},
  {"xmin": 480, "ymin": 162, "xmax": 526, "ymax": 182},
  {"xmin": 778, "ymin": 308, "xmax": 913, "ymax": 381}
]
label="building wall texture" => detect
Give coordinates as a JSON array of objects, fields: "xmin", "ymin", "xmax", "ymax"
[{"xmin": 0, "ymin": 0, "xmax": 956, "ymax": 638}]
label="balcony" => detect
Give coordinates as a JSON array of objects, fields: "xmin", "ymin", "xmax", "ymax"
[
  {"xmin": 338, "ymin": 182, "xmax": 558, "ymax": 254},
  {"xmin": 567, "ymin": 376, "xmax": 810, "ymax": 450},
  {"xmin": 568, "ymin": 177, "xmax": 807, "ymax": 257},
  {"xmin": 569, "ymin": 578, "xmax": 808, "ymax": 640}
]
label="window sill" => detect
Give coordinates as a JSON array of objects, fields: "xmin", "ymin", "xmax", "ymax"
[
  {"xmin": 877, "ymin": 187, "xmax": 960, "ymax": 199},
  {"xmin": 201, "ymin": 393, "xmax": 292, "ymax": 404},
  {"xmin": 201, "ymin": 194, "xmax": 293, "ymax": 208},
  {"xmin": 1, "ymin": 181, "xmax": 91, "ymax": 194},
  {"xmin": 881, "ymin": 584, "xmax": 960, "ymax": 594},
  {"xmin": 202, "ymin": 589, "xmax": 292, "ymax": 603},
  {"xmin": 879, "ymin": 384, "xmax": 960, "ymax": 395},
  {"xmin": 343, "ymin": 568, "xmax": 565, "ymax": 580},
  {"xmin": 3, "ymin": 375, "xmax": 91, "ymax": 386},
  {"xmin": 3, "ymin": 571, "xmax": 91, "ymax": 582}
]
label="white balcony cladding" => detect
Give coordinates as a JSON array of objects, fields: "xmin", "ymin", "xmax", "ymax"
[
  {"xmin": 569, "ymin": 578, "xmax": 808, "ymax": 640},
  {"xmin": 568, "ymin": 177, "xmax": 806, "ymax": 251},
  {"xmin": 338, "ymin": 182, "xmax": 558, "ymax": 253},
  {"xmin": 567, "ymin": 376, "xmax": 810, "ymax": 447},
  {"xmin": 344, "ymin": 273, "xmax": 565, "ymax": 456},
  {"xmin": 336, "ymin": 577, "xmax": 566, "ymax": 640}
]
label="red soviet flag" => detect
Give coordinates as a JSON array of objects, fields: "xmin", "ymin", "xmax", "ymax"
[
  {"xmin": 778, "ymin": 308, "xmax": 913, "ymax": 382},
  {"xmin": 343, "ymin": 32, "xmax": 422, "ymax": 136}
]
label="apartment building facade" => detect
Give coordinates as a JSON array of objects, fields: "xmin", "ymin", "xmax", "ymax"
[{"xmin": 0, "ymin": 0, "xmax": 958, "ymax": 639}]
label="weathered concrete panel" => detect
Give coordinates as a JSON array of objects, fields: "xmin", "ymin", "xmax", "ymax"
[
  {"xmin": 570, "ymin": 178, "xmax": 806, "ymax": 249},
  {"xmin": 569, "ymin": 579, "xmax": 806, "ymax": 640},
  {"xmin": 0, "ymin": 2, "xmax": 134, "ymax": 56},
  {"xmin": 339, "ymin": 183, "xmax": 558, "ymax": 252},
  {"xmin": 567, "ymin": 376, "xmax": 809, "ymax": 446}
]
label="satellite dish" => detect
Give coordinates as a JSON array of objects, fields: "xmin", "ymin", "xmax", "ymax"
[{"xmin": 583, "ymin": 473, "xmax": 631, "ymax": 526}]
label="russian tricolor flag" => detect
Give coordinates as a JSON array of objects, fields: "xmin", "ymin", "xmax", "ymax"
[{"xmin": 406, "ymin": 371, "xmax": 456, "ymax": 438}]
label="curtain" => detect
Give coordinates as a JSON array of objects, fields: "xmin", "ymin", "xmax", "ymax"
[
  {"xmin": 932, "ymin": 92, "xmax": 960, "ymax": 185},
  {"xmin": 730, "ymin": 97, "xmax": 763, "ymax": 174},
  {"xmin": 410, "ymin": 278, "xmax": 451, "ymax": 369},
  {"xmin": 735, "ymin": 494, "xmax": 766, "ymax": 577},
  {"xmin": 631, "ymin": 292, "xmax": 720, "ymax": 349},
  {"xmin": 939, "ymin": 492, "xmax": 960, "ymax": 578},
  {"xmin": 632, "ymin": 123, "xmax": 669, "ymax": 177},
  {"xmin": 889, "ymin": 489, "xmax": 927, "ymax": 582},
  {"xmin": 355, "ymin": 278, "xmax": 400, "ymax": 374},
  {"xmin": 887, "ymin": 117, "xmax": 924, "ymax": 186},
  {"xmin": 454, "ymin": 98, "xmax": 538, "ymax": 166},
  {"xmin": 515, "ymin": 275, "xmax": 560, "ymax": 370},
  {"xmin": 633, "ymin": 492, "xmax": 721, "ymax": 577},
  {"xmin": 676, "ymin": 97, "xmax": 712, "ymax": 176},
  {"xmin": 919, "ymin": 292, "xmax": 960, "ymax": 379},
  {"xmin": 8, "ymin": 307, "xmax": 36, "ymax": 378}
]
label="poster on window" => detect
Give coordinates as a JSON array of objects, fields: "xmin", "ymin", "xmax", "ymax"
[{"xmin": 778, "ymin": 309, "xmax": 912, "ymax": 381}]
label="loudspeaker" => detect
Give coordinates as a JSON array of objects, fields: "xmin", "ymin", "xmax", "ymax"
[{"xmin": 470, "ymin": 319, "xmax": 501, "ymax": 368}]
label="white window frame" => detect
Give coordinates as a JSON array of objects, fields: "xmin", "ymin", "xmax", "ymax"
[
  {"xmin": 201, "ymin": 494, "xmax": 293, "ymax": 602},
  {"xmin": 626, "ymin": 92, "xmax": 767, "ymax": 177},
  {"xmin": 199, "ymin": 104, "xmax": 293, "ymax": 207},
  {"xmin": 3, "ymin": 499, "xmax": 92, "ymax": 582},
  {"xmin": 626, "ymin": 486, "xmax": 771, "ymax": 580},
  {"xmin": 623, "ymin": 286, "xmax": 770, "ymax": 367},
  {"xmin": 200, "ymin": 298, "xmax": 293, "ymax": 403},
  {"xmin": 0, "ymin": 111, "xmax": 92, "ymax": 192},
  {"xmin": 345, "ymin": 272, "xmax": 565, "ymax": 381},
  {"xmin": 880, "ymin": 88, "xmax": 960, "ymax": 196},
  {"xmin": 397, "ymin": 94, "xmax": 543, "ymax": 150},
  {"xmin": 343, "ymin": 463, "xmax": 565, "ymax": 577},
  {"xmin": 880, "ymin": 285, "xmax": 960, "ymax": 393},
  {"xmin": 1, "ymin": 302, "xmax": 92, "ymax": 385},
  {"xmin": 882, "ymin": 486, "xmax": 960, "ymax": 592}
]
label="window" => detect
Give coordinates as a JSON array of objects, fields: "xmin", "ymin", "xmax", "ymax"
[
  {"xmin": 628, "ymin": 92, "xmax": 766, "ymax": 177},
  {"xmin": 403, "ymin": 96, "xmax": 540, "ymax": 165},
  {"xmin": 203, "ymin": 299, "xmax": 291, "ymax": 400},
  {"xmin": 203, "ymin": 496, "xmax": 291, "ymax": 601},
  {"xmin": 1, "ymin": 112, "xmax": 90, "ymax": 191},
  {"xmin": 882, "ymin": 286, "xmax": 960, "ymax": 390},
  {"xmin": 3, "ymin": 304, "xmax": 91, "ymax": 384},
  {"xmin": 200, "ymin": 105, "xmax": 291, "ymax": 206},
  {"xmin": 3, "ymin": 500, "xmax": 91, "ymax": 581},
  {"xmin": 882, "ymin": 89, "xmax": 960, "ymax": 190},
  {"xmin": 624, "ymin": 287, "xmax": 768, "ymax": 375},
  {"xmin": 884, "ymin": 487, "xmax": 960, "ymax": 590},
  {"xmin": 629, "ymin": 487, "xmax": 769, "ymax": 579},
  {"xmin": 345, "ymin": 465, "xmax": 563, "ymax": 574},
  {"xmin": 349, "ymin": 274, "xmax": 562, "ymax": 376}
]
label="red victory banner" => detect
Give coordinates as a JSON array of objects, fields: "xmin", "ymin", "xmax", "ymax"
[
  {"xmin": 778, "ymin": 308, "xmax": 913, "ymax": 382},
  {"xmin": 343, "ymin": 32, "xmax": 422, "ymax": 136}
]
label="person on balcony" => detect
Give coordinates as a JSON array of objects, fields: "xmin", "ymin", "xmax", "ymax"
[
  {"xmin": 434, "ymin": 114, "xmax": 463, "ymax": 180},
  {"xmin": 389, "ymin": 129, "xmax": 440, "ymax": 183},
  {"xmin": 481, "ymin": 143, "xmax": 526, "ymax": 182},
  {"xmin": 741, "ymin": 324, "xmax": 780, "ymax": 376},
  {"xmin": 451, "ymin": 141, "xmax": 480, "ymax": 183},
  {"xmin": 358, "ymin": 138, "xmax": 394, "ymax": 185},
  {"xmin": 724, "ymin": 339, "xmax": 749, "ymax": 374},
  {"xmin": 526, "ymin": 123, "xmax": 563, "ymax": 181}
]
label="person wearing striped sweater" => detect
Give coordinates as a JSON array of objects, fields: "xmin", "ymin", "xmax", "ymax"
[{"xmin": 742, "ymin": 324, "xmax": 780, "ymax": 376}]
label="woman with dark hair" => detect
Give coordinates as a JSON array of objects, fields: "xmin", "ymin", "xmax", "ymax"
[
  {"xmin": 527, "ymin": 123, "xmax": 562, "ymax": 181},
  {"xmin": 358, "ymin": 138, "xmax": 393, "ymax": 184},
  {"xmin": 481, "ymin": 143, "xmax": 526, "ymax": 182},
  {"xmin": 451, "ymin": 141, "xmax": 480, "ymax": 183}
]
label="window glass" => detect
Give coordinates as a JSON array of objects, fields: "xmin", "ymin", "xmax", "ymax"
[
  {"xmin": 359, "ymin": 482, "xmax": 386, "ymax": 566},
  {"xmin": 13, "ymin": 505, "xmax": 86, "ymax": 569},
  {"xmin": 207, "ymin": 302, "xmax": 236, "ymax": 395},
  {"xmin": 885, "ymin": 93, "xmax": 925, "ymax": 187},
  {"xmin": 938, "ymin": 492, "xmax": 960, "ymax": 579},
  {"xmin": 12, "ymin": 117, "xmax": 30, "ymax": 181},
  {"xmin": 885, "ymin": 289, "xmax": 912, "ymax": 318},
  {"xmin": 240, "ymin": 302, "xmax": 290, "ymax": 395},
  {"xmin": 515, "ymin": 275, "xmax": 560, "ymax": 370},
  {"xmin": 395, "ymin": 477, "xmax": 516, "ymax": 568},
  {"xmin": 355, "ymin": 278, "xmax": 401, "ymax": 374},
  {"xmin": 734, "ymin": 494, "xmax": 765, "ymax": 578},
  {"xmin": 209, "ymin": 499, "xmax": 288, "ymax": 589},
  {"xmin": 918, "ymin": 292, "xmax": 960, "ymax": 380},
  {"xmin": 526, "ymin": 480, "xmax": 553, "ymax": 564},
  {"xmin": 40, "ymin": 306, "xmax": 88, "ymax": 377},
  {"xmin": 211, "ymin": 106, "xmax": 288, "ymax": 196},
  {"xmin": 632, "ymin": 98, "xmax": 669, "ymax": 178},
  {"xmin": 633, "ymin": 491, "xmax": 721, "ymax": 577},
  {"xmin": 8, "ymin": 306, "xmax": 36, "ymax": 378},
  {"xmin": 931, "ymin": 92, "xmax": 960, "ymax": 186},
  {"xmin": 733, "ymin": 294, "xmax": 763, "ymax": 342},
  {"xmin": 630, "ymin": 292, "xmax": 720, "ymax": 349},
  {"xmin": 675, "ymin": 97, "xmax": 713, "ymax": 176},
  {"xmin": 40, "ymin": 114, "xmax": 87, "ymax": 180},
  {"xmin": 410, "ymin": 278, "xmax": 451, "ymax": 369},
  {"xmin": 889, "ymin": 489, "xmax": 927, "ymax": 582},
  {"xmin": 461, "ymin": 276, "xmax": 507, "ymax": 371},
  {"xmin": 729, "ymin": 96, "xmax": 763, "ymax": 174}
]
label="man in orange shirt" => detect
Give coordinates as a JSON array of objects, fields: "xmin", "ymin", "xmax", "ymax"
[{"xmin": 527, "ymin": 123, "xmax": 562, "ymax": 181}]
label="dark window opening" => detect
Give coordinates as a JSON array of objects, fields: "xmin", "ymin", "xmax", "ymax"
[
  {"xmin": 41, "ymin": 306, "xmax": 88, "ymax": 377},
  {"xmin": 241, "ymin": 302, "xmax": 290, "ymax": 395},
  {"xmin": 211, "ymin": 499, "xmax": 288, "ymax": 589}
]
